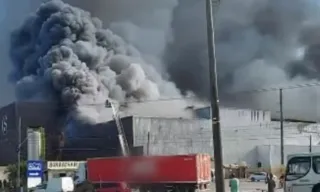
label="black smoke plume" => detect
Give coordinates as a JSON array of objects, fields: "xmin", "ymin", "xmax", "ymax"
[
  {"xmin": 7, "ymin": 0, "xmax": 320, "ymax": 121},
  {"xmin": 9, "ymin": 0, "xmax": 180, "ymax": 124}
]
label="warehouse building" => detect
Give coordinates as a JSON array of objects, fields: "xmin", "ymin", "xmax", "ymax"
[{"xmin": 1, "ymin": 100, "xmax": 320, "ymax": 169}]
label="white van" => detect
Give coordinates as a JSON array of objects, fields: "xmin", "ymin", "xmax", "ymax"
[{"xmin": 33, "ymin": 177, "xmax": 74, "ymax": 192}]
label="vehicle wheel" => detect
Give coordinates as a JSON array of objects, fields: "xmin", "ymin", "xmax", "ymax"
[
  {"xmin": 74, "ymin": 181, "xmax": 94, "ymax": 192},
  {"xmin": 251, "ymin": 178, "xmax": 255, "ymax": 182},
  {"xmin": 313, "ymin": 184, "xmax": 320, "ymax": 192}
]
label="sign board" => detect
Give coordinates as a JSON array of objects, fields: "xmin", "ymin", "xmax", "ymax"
[
  {"xmin": 27, "ymin": 160, "xmax": 43, "ymax": 178},
  {"xmin": 47, "ymin": 161, "xmax": 84, "ymax": 170}
]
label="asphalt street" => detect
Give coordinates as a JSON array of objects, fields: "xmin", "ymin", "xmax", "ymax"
[{"xmin": 210, "ymin": 180, "xmax": 284, "ymax": 192}]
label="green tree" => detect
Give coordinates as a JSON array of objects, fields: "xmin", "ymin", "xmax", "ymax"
[{"xmin": 4, "ymin": 161, "xmax": 27, "ymax": 187}]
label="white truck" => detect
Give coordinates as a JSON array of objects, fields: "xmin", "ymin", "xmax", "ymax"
[{"xmin": 31, "ymin": 177, "xmax": 74, "ymax": 192}]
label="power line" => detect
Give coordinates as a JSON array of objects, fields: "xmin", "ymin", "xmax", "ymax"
[{"xmin": 229, "ymin": 81, "xmax": 320, "ymax": 95}]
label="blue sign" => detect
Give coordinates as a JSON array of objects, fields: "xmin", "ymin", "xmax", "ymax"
[{"xmin": 27, "ymin": 160, "xmax": 43, "ymax": 178}]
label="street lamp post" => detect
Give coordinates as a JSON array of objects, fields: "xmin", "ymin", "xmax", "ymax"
[{"xmin": 16, "ymin": 117, "xmax": 23, "ymax": 192}]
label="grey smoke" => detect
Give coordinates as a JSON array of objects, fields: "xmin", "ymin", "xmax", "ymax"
[
  {"xmin": 0, "ymin": 0, "xmax": 44, "ymax": 105},
  {"xmin": 166, "ymin": 0, "xmax": 320, "ymax": 119},
  {"xmin": 9, "ymin": 0, "xmax": 180, "ymax": 123},
  {"xmin": 6, "ymin": 0, "xmax": 320, "ymax": 122}
]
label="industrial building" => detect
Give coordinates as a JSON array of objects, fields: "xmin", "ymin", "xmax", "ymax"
[
  {"xmin": 0, "ymin": 102, "xmax": 61, "ymax": 165},
  {"xmin": 0, "ymin": 102, "xmax": 127, "ymax": 164},
  {"xmin": 1, "ymin": 100, "xmax": 320, "ymax": 170}
]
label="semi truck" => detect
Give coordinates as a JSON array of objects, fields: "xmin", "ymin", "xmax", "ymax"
[{"xmin": 74, "ymin": 153, "xmax": 211, "ymax": 192}]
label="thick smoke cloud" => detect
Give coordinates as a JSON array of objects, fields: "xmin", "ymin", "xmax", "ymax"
[
  {"xmin": 6, "ymin": 0, "xmax": 320, "ymax": 121},
  {"xmin": 168, "ymin": 0, "xmax": 308, "ymax": 95},
  {"xmin": 166, "ymin": 0, "xmax": 320, "ymax": 119},
  {"xmin": 0, "ymin": 0, "xmax": 44, "ymax": 105},
  {"xmin": 9, "ymin": 0, "xmax": 180, "ymax": 123}
]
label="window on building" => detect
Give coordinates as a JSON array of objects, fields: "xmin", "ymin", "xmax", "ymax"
[
  {"xmin": 251, "ymin": 111, "xmax": 256, "ymax": 121},
  {"xmin": 59, "ymin": 173, "xmax": 67, "ymax": 177}
]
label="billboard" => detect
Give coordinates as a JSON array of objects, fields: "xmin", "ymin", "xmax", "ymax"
[
  {"xmin": 27, "ymin": 160, "xmax": 43, "ymax": 178},
  {"xmin": 27, "ymin": 160, "xmax": 43, "ymax": 188}
]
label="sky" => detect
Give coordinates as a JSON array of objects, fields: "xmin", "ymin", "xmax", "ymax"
[
  {"xmin": 0, "ymin": 0, "xmax": 13, "ymax": 107},
  {"xmin": 0, "ymin": 0, "xmax": 42, "ymax": 107}
]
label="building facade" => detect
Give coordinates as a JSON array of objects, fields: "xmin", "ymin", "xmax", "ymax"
[
  {"xmin": 0, "ymin": 102, "xmax": 62, "ymax": 165},
  {"xmin": 46, "ymin": 161, "xmax": 84, "ymax": 179},
  {"xmin": 1, "ymin": 101, "xmax": 319, "ymax": 169}
]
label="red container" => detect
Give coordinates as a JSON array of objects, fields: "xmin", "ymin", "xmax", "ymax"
[{"xmin": 87, "ymin": 154, "xmax": 211, "ymax": 184}]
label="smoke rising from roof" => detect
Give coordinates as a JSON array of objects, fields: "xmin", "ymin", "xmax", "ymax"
[
  {"xmin": 9, "ymin": 0, "xmax": 180, "ymax": 123},
  {"xmin": 7, "ymin": 0, "xmax": 320, "ymax": 121}
]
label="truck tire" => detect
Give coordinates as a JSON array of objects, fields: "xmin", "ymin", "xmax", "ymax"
[
  {"xmin": 74, "ymin": 181, "xmax": 95, "ymax": 192},
  {"xmin": 312, "ymin": 184, "xmax": 320, "ymax": 192}
]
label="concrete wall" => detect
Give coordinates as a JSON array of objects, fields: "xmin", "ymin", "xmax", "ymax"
[
  {"xmin": 221, "ymin": 121, "xmax": 320, "ymax": 166},
  {"xmin": 195, "ymin": 107, "xmax": 271, "ymax": 126}
]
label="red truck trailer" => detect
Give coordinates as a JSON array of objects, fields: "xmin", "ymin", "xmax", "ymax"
[{"xmin": 75, "ymin": 153, "xmax": 211, "ymax": 192}]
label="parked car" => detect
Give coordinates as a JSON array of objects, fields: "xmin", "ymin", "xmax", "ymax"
[{"xmin": 249, "ymin": 172, "xmax": 277, "ymax": 182}]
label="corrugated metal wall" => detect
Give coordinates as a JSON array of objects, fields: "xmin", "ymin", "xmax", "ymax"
[{"xmin": 131, "ymin": 117, "xmax": 213, "ymax": 156}]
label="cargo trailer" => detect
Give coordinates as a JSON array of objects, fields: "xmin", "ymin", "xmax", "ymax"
[{"xmin": 74, "ymin": 153, "xmax": 211, "ymax": 192}]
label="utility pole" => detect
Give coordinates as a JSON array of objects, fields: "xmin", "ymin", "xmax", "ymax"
[
  {"xmin": 16, "ymin": 117, "xmax": 21, "ymax": 191},
  {"xmin": 206, "ymin": 1, "xmax": 225, "ymax": 192},
  {"xmin": 147, "ymin": 131, "xmax": 150, "ymax": 155},
  {"xmin": 309, "ymin": 135, "xmax": 312, "ymax": 153},
  {"xmin": 280, "ymin": 89, "xmax": 284, "ymax": 165}
]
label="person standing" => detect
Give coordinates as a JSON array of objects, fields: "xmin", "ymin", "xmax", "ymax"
[
  {"xmin": 279, "ymin": 173, "xmax": 285, "ymax": 188},
  {"xmin": 266, "ymin": 173, "xmax": 276, "ymax": 192},
  {"xmin": 229, "ymin": 173, "xmax": 240, "ymax": 192}
]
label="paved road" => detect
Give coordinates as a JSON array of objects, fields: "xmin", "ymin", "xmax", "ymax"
[{"xmin": 210, "ymin": 180, "xmax": 284, "ymax": 192}]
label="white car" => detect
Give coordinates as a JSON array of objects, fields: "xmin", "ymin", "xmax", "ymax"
[
  {"xmin": 249, "ymin": 172, "xmax": 277, "ymax": 182},
  {"xmin": 31, "ymin": 177, "xmax": 74, "ymax": 192}
]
